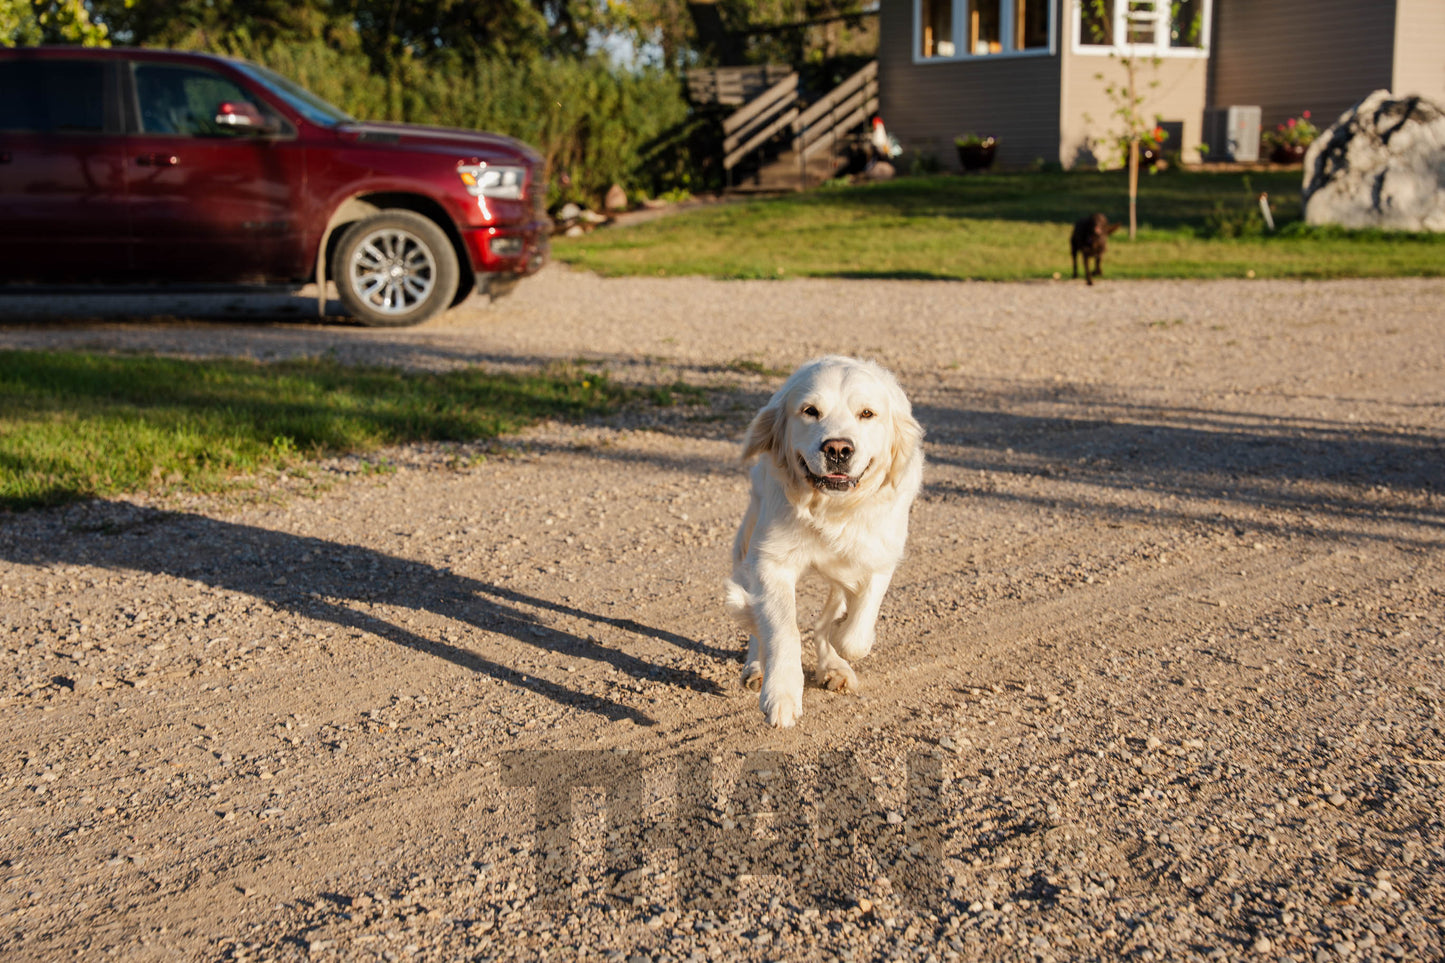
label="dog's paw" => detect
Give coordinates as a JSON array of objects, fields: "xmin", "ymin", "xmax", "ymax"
[
  {"xmin": 740, "ymin": 661, "xmax": 763, "ymax": 691},
  {"xmin": 833, "ymin": 635, "xmax": 874, "ymax": 662},
  {"xmin": 817, "ymin": 663, "xmax": 858, "ymax": 694},
  {"xmin": 759, "ymin": 687, "xmax": 802, "ymax": 728},
  {"xmin": 759, "ymin": 668, "xmax": 804, "ymax": 728}
]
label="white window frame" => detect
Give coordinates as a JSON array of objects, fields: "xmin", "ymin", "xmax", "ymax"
[
  {"xmin": 1071, "ymin": 0, "xmax": 1211, "ymax": 58},
  {"xmin": 913, "ymin": 0, "xmax": 1058, "ymax": 64}
]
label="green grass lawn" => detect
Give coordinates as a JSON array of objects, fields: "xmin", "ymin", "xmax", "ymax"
[
  {"xmin": 0, "ymin": 352, "xmax": 632, "ymax": 510},
  {"xmin": 556, "ymin": 170, "xmax": 1445, "ymax": 281}
]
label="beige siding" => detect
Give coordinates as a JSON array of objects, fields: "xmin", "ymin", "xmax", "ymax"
[
  {"xmin": 878, "ymin": 0, "xmax": 1062, "ymax": 169},
  {"xmin": 1209, "ymin": 0, "xmax": 1398, "ymax": 130},
  {"xmin": 1060, "ymin": 53, "xmax": 1209, "ymax": 167},
  {"xmin": 1393, "ymin": 0, "xmax": 1445, "ymax": 103}
]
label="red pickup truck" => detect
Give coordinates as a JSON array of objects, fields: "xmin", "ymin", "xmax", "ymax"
[{"xmin": 0, "ymin": 46, "xmax": 550, "ymax": 326}]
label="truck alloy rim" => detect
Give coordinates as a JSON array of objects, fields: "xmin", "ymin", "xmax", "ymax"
[{"xmin": 348, "ymin": 227, "xmax": 437, "ymax": 314}]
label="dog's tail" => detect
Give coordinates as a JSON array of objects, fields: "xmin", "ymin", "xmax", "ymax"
[{"xmin": 724, "ymin": 578, "xmax": 758, "ymax": 633}]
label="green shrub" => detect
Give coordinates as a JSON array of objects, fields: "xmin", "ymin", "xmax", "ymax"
[{"xmin": 1202, "ymin": 200, "xmax": 1265, "ymax": 239}]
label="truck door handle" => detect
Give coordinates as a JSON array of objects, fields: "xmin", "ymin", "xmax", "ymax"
[
  {"xmin": 136, "ymin": 153, "xmax": 179, "ymax": 166},
  {"xmin": 0, "ymin": 152, "xmax": 11, "ymax": 163}
]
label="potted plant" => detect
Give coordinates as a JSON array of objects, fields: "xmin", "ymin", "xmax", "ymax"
[
  {"xmin": 954, "ymin": 133, "xmax": 998, "ymax": 171},
  {"xmin": 1264, "ymin": 111, "xmax": 1318, "ymax": 164}
]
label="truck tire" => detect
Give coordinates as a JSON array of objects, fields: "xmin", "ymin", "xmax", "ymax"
[{"xmin": 332, "ymin": 210, "xmax": 459, "ymax": 327}]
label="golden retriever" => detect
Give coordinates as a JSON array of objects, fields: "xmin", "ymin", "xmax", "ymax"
[{"xmin": 725, "ymin": 356, "xmax": 924, "ymax": 727}]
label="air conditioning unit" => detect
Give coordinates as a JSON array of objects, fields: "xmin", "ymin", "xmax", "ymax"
[{"xmin": 1208, "ymin": 105, "xmax": 1261, "ymax": 162}]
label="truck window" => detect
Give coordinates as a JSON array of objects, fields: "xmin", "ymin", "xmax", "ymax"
[{"xmin": 0, "ymin": 60, "xmax": 105, "ymax": 133}]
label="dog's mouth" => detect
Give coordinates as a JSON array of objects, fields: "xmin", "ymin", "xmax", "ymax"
[{"xmin": 800, "ymin": 455, "xmax": 864, "ymax": 492}]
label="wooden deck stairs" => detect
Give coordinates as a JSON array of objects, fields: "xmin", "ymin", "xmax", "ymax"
[{"xmin": 713, "ymin": 61, "xmax": 880, "ymax": 192}]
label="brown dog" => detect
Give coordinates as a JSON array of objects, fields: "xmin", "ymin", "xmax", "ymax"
[{"xmin": 1070, "ymin": 214, "xmax": 1121, "ymax": 285}]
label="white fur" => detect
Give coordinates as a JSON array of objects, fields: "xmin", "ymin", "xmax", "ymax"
[{"xmin": 725, "ymin": 356, "xmax": 924, "ymax": 728}]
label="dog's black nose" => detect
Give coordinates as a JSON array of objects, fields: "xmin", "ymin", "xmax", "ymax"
[{"xmin": 821, "ymin": 438, "xmax": 854, "ymax": 465}]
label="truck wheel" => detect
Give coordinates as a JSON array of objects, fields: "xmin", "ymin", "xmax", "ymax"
[{"xmin": 333, "ymin": 211, "xmax": 459, "ymax": 327}]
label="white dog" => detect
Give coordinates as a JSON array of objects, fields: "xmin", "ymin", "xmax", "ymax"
[{"xmin": 725, "ymin": 356, "xmax": 924, "ymax": 728}]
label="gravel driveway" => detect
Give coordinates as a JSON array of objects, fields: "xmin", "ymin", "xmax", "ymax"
[{"xmin": 1, "ymin": 268, "xmax": 1443, "ymax": 962}]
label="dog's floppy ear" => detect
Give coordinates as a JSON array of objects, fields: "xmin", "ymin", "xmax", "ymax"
[
  {"xmin": 884, "ymin": 405, "xmax": 924, "ymax": 491},
  {"xmin": 878, "ymin": 369, "xmax": 924, "ymax": 492},
  {"xmin": 742, "ymin": 402, "xmax": 785, "ymax": 463}
]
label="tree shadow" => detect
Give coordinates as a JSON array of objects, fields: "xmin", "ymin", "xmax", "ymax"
[
  {"xmin": 0, "ymin": 510, "xmax": 734, "ymax": 724},
  {"xmin": 913, "ymin": 381, "xmax": 1445, "ymax": 545}
]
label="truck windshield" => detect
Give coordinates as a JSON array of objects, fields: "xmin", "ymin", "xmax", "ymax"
[{"xmin": 231, "ymin": 61, "xmax": 355, "ymax": 127}]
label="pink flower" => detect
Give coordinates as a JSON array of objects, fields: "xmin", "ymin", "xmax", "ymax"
[
  {"xmin": 1287, "ymin": 118, "xmax": 1297, "ymax": 127},
  {"xmin": 1302, "ymin": 110, "xmax": 1311, "ymax": 119}
]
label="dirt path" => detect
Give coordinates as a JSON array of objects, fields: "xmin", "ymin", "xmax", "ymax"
[{"xmin": 1, "ymin": 269, "xmax": 1442, "ymax": 961}]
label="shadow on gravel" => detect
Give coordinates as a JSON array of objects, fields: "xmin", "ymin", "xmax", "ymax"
[
  {"xmin": 0, "ymin": 510, "xmax": 732, "ymax": 724},
  {"xmin": 913, "ymin": 384, "xmax": 1445, "ymax": 544},
  {"xmin": 0, "ymin": 287, "xmax": 347, "ymax": 325}
]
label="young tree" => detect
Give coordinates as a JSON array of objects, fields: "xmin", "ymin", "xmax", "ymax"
[
  {"xmin": 1101, "ymin": 51, "xmax": 1160, "ymax": 240},
  {"xmin": 1082, "ymin": 0, "xmax": 1167, "ymax": 240}
]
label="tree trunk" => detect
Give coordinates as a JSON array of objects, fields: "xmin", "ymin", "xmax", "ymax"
[{"xmin": 1128, "ymin": 138, "xmax": 1139, "ymax": 240}]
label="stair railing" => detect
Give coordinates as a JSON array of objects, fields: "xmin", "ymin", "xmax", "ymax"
[
  {"xmin": 793, "ymin": 60, "xmax": 878, "ymax": 189},
  {"xmin": 721, "ymin": 72, "xmax": 800, "ymax": 188}
]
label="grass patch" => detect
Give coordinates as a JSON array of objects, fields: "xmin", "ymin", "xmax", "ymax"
[
  {"xmin": 0, "ymin": 351, "xmax": 632, "ymax": 511},
  {"xmin": 556, "ymin": 170, "xmax": 1445, "ymax": 281},
  {"xmin": 724, "ymin": 358, "xmax": 792, "ymax": 377}
]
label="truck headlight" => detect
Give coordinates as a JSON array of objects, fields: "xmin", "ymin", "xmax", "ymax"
[{"xmin": 458, "ymin": 164, "xmax": 525, "ymax": 200}]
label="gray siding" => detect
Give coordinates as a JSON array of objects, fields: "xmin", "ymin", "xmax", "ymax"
[
  {"xmin": 879, "ymin": 0, "xmax": 1062, "ymax": 169},
  {"xmin": 1393, "ymin": 0, "xmax": 1445, "ymax": 103},
  {"xmin": 1208, "ymin": 0, "xmax": 1398, "ymax": 129}
]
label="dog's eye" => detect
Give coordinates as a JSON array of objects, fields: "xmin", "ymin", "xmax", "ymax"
[
  {"xmin": 801, "ymin": 405, "xmax": 820, "ymax": 418},
  {"xmin": 859, "ymin": 408, "xmax": 876, "ymax": 419}
]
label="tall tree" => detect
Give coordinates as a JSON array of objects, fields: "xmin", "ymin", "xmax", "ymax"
[{"xmin": 2, "ymin": 0, "xmax": 116, "ymax": 45}]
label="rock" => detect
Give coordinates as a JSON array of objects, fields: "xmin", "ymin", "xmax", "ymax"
[
  {"xmin": 557, "ymin": 202, "xmax": 582, "ymax": 222},
  {"xmin": 865, "ymin": 160, "xmax": 896, "ymax": 181},
  {"xmin": 1302, "ymin": 90, "xmax": 1445, "ymax": 231},
  {"xmin": 604, "ymin": 184, "xmax": 628, "ymax": 212}
]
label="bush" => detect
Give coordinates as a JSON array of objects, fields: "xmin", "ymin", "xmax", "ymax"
[{"xmin": 1202, "ymin": 201, "xmax": 1265, "ymax": 238}]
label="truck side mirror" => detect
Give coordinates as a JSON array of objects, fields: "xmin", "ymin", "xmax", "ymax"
[{"xmin": 214, "ymin": 100, "xmax": 279, "ymax": 135}]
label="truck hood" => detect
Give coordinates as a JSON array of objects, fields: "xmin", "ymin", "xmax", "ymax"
[{"xmin": 336, "ymin": 122, "xmax": 542, "ymax": 165}]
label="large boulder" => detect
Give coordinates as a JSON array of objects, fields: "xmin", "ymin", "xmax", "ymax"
[{"xmin": 1302, "ymin": 90, "xmax": 1445, "ymax": 231}]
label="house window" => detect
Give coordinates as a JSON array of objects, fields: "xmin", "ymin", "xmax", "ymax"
[
  {"xmin": 1124, "ymin": 0, "xmax": 1156, "ymax": 44},
  {"xmin": 921, "ymin": 0, "xmax": 956, "ymax": 57},
  {"xmin": 1079, "ymin": 0, "xmax": 1114, "ymax": 46},
  {"xmin": 1075, "ymin": 0, "xmax": 1208, "ymax": 54},
  {"xmin": 1170, "ymin": 0, "xmax": 1204, "ymax": 48},
  {"xmin": 1016, "ymin": 0, "xmax": 1051, "ymax": 49},
  {"xmin": 972, "ymin": 2, "xmax": 1001, "ymax": 54},
  {"xmin": 917, "ymin": 0, "xmax": 1054, "ymax": 59}
]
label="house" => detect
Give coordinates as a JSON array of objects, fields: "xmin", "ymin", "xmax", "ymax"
[{"xmin": 877, "ymin": 0, "xmax": 1445, "ymax": 169}]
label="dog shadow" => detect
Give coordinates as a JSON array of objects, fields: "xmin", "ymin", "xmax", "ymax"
[{"xmin": 1, "ymin": 507, "xmax": 734, "ymax": 725}]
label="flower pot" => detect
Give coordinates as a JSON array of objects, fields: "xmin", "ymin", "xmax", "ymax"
[
  {"xmin": 956, "ymin": 141, "xmax": 997, "ymax": 171},
  {"xmin": 1270, "ymin": 144, "xmax": 1307, "ymax": 165}
]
